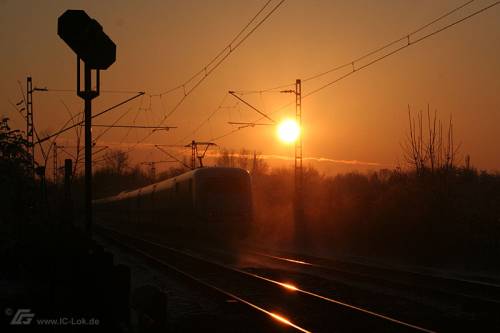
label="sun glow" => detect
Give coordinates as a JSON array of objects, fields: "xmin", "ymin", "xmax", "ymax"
[{"xmin": 277, "ymin": 119, "xmax": 300, "ymax": 143}]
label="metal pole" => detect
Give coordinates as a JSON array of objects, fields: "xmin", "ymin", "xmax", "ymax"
[
  {"xmin": 26, "ymin": 77, "xmax": 35, "ymax": 176},
  {"xmin": 64, "ymin": 159, "xmax": 73, "ymax": 225},
  {"xmin": 191, "ymin": 140, "xmax": 196, "ymax": 170},
  {"xmin": 53, "ymin": 142, "xmax": 58, "ymax": 183},
  {"xmin": 294, "ymin": 79, "xmax": 304, "ymax": 247},
  {"xmin": 84, "ymin": 62, "xmax": 92, "ymax": 235},
  {"xmin": 151, "ymin": 162, "xmax": 156, "ymax": 181}
]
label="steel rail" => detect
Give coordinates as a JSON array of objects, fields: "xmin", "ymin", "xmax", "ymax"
[{"xmin": 97, "ymin": 226, "xmax": 435, "ymax": 333}]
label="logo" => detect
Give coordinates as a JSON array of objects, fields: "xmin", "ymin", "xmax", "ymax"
[{"xmin": 10, "ymin": 309, "xmax": 35, "ymax": 325}]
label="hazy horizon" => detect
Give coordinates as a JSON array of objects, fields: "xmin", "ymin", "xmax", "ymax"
[{"xmin": 1, "ymin": 0, "xmax": 499, "ymax": 176}]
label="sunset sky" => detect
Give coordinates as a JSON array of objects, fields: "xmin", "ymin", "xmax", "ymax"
[{"xmin": 1, "ymin": 0, "xmax": 499, "ymax": 174}]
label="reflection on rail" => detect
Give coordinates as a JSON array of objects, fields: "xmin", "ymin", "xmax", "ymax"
[
  {"xmin": 241, "ymin": 266, "xmax": 436, "ymax": 333},
  {"xmin": 142, "ymin": 234, "xmax": 436, "ymax": 333},
  {"xmin": 98, "ymin": 226, "xmax": 312, "ymax": 333},
  {"xmin": 270, "ymin": 313, "xmax": 294, "ymax": 326},
  {"xmin": 99, "ymin": 226, "xmax": 436, "ymax": 333},
  {"xmin": 280, "ymin": 282, "xmax": 298, "ymax": 291},
  {"xmin": 257, "ymin": 253, "xmax": 314, "ymax": 266}
]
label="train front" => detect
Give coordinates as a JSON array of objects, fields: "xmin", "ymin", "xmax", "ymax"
[{"xmin": 194, "ymin": 167, "xmax": 252, "ymax": 238}]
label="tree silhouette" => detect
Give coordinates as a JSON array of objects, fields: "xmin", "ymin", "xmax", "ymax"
[
  {"xmin": 0, "ymin": 117, "xmax": 35, "ymax": 223},
  {"xmin": 103, "ymin": 149, "xmax": 129, "ymax": 175},
  {"xmin": 401, "ymin": 105, "xmax": 459, "ymax": 175}
]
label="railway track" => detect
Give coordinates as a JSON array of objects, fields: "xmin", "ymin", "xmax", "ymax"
[
  {"xmin": 243, "ymin": 247, "xmax": 500, "ymax": 304},
  {"xmin": 239, "ymin": 248, "xmax": 500, "ymax": 330},
  {"xmin": 180, "ymin": 243, "xmax": 500, "ymax": 331},
  {"xmin": 96, "ymin": 225, "xmax": 435, "ymax": 333}
]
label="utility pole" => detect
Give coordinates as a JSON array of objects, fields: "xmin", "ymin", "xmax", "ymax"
[
  {"xmin": 24, "ymin": 77, "xmax": 48, "ymax": 176},
  {"xmin": 53, "ymin": 142, "xmax": 58, "ymax": 184},
  {"xmin": 26, "ymin": 77, "xmax": 35, "ymax": 175},
  {"xmin": 64, "ymin": 159, "xmax": 73, "ymax": 225},
  {"xmin": 190, "ymin": 140, "xmax": 196, "ymax": 169},
  {"xmin": 141, "ymin": 161, "xmax": 157, "ymax": 181},
  {"xmin": 185, "ymin": 141, "xmax": 216, "ymax": 169},
  {"xmin": 294, "ymin": 79, "xmax": 304, "ymax": 247},
  {"xmin": 252, "ymin": 150, "xmax": 257, "ymax": 175},
  {"xmin": 141, "ymin": 160, "xmax": 177, "ymax": 182},
  {"xmin": 151, "ymin": 162, "xmax": 156, "ymax": 181},
  {"xmin": 281, "ymin": 79, "xmax": 305, "ymax": 247}
]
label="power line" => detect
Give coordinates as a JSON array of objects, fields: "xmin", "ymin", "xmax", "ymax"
[
  {"xmin": 127, "ymin": 0, "xmax": 286, "ymax": 152},
  {"xmin": 157, "ymin": 0, "xmax": 285, "ymax": 122},
  {"xmin": 228, "ymin": 121, "xmax": 274, "ymax": 129},
  {"xmin": 154, "ymin": 0, "xmax": 280, "ymax": 98},
  {"xmin": 93, "ymin": 125, "xmax": 177, "ymax": 129},
  {"xmin": 229, "ymin": 91, "xmax": 275, "ymax": 123},
  {"xmin": 155, "ymin": 145, "xmax": 191, "ymax": 169},
  {"xmin": 94, "ymin": 106, "xmax": 135, "ymax": 142},
  {"xmin": 113, "ymin": 94, "xmax": 146, "ymax": 146},
  {"xmin": 31, "ymin": 88, "xmax": 144, "ymax": 94},
  {"xmin": 225, "ymin": 0, "xmax": 499, "ymax": 130},
  {"xmin": 209, "ymin": 127, "xmax": 242, "ymax": 142},
  {"xmin": 303, "ymin": 0, "xmax": 500, "ymax": 99},
  {"xmin": 302, "ymin": 0, "xmax": 477, "ymax": 84},
  {"xmin": 209, "ymin": 1, "xmax": 499, "ymax": 143},
  {"xmin": 36, "ymin": 92, "xmax": 144, "ymax": 144},
  {"xmin": 231, "ymin": 84, "xmax": 295, "ymax": 95},
  {"xmin": 233, "ymin": 0, "xmax": 479, "ymax": 94},
  {"xmin": 176, "ymin": 93, "xmax": 230, "ymax": 144}
]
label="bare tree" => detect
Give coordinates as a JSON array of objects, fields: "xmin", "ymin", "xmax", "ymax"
[
  {"xmin": 251, "ymin": 150, "xmax": 268, "ymax": 176},
  {"xmin": 402, "ymin": 105, "xmax": 459, "ymax": 175},
  {"xmin": 103, "ymin": 149, "xmax": 129, "ymax": 175},
  {"xmin": 215, "ymin": 148, "xmax": 268, "ymax": 173},
  {"xmin": 402, "ymin": 105, "xmax": 426, "ymax": 175},
  {"xmin": 216, "ymin": 149, "xmax": 236, "ymax": 168}
]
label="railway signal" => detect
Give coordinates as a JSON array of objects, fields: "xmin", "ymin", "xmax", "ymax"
[{"xmin": 58, "ymin": 9, "xmax": 116, "ymax": 236}]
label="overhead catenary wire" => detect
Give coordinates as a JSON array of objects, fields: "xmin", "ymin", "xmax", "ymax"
[
  {"xmin": 115, "ymin": 95, "xmax": 147, "ymax": 146},
  {"xmin": 94, "ymin": 125, "xmax": 177, "ymax": 129},
  {"xmin": 212, "ymin": 0, "xmax": 499, "ymax": 142},
  {"xmin": 229, "ymin": 91, "xmax": 275, "ymax": 123},
  {"xmin": 154, "ymin": 0, "xmax": 278, "ymax": 98},
  {"xmin": 12, "ymin": 83, "xmax": 143, "ymax": 167},
  {"xmin": 126, "ymin": 0, "xmax": 286, "ymax": 153},
  {"xmin": 155, "ymin": 145, "xmax": 191, "ymax": 169},
  {"xmin": 30, "ymin": 88, "xmax": 144, "ymax": 94},
  {"xmin": 6, "ymin": 100, "xmax": 27, "ymax": 130},
  {"xmin": 232, "ymin": 0, "xmax": 479, "ymax": 94},
  {"xmin": 94, "ymin": 106, "xmax": 135, "ymax": 142},
  {"xmin": 176, "ymin": 93, "xmax": 230, "ymax": 144},
  {"xmin": 36, "ymin": 92, "xmax": 144, "ymax": 144},
  {"xmin": 156, "ymin": 0, "xmax": 285, "ymax": 121},
  {"xmin": 302, "ymin": 0, "xmax": 500, "ymax": 99}
]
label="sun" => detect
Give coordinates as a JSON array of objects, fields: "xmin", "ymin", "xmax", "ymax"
[{"xmin": 277, "ymin": 119, "xmax": 300, "ymax": 144}]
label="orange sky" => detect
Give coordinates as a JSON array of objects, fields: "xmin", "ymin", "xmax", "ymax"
[{"xmin": 1, "ymin": 0, "xmax": 499, "ymax": 175}]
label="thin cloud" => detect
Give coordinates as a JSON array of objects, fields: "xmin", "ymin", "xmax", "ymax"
[
  {"xmin": 83, "ymin": 141, "xmax": 387, "ymax": 167},
  {"xmin": 209, "ymin": 151, "xmax": 385, "ymax": 167}
]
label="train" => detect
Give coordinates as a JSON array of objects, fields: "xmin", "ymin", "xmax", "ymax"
[{"xmin": 93, "ymin": 167, "xmax": 253, "ymax": 239}]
